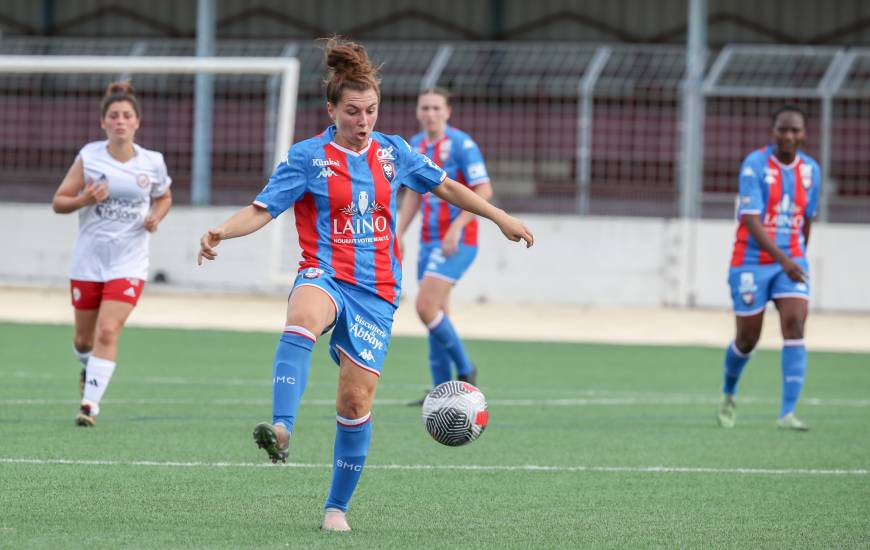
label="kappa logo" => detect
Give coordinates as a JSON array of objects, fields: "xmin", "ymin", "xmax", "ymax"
[
  {"xmin": 359, "ymin": 349, "xmax": 375, "ymax": 362},
  {"xmin": 764, "ymin": 167, "xmax": 778, "ymax": 185},
  {"xmin": 463, "ymin": 139, "xmax": 475, "ymax": 150},
  {"xmin": 318, "ymin": 167, "xmax": 337, "ymax": 179},
  {"xmin": 741, "ymin": 166, "xmax": 755, "ymax": 177}
]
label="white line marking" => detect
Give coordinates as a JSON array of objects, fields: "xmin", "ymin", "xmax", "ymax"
[
  {"xmin": 0, "ymin": 458, "xmax": 865, "ymax": 476},
  {"xmin": 2, "ymin": 397, "xmax": 869, "ymax": 407}
]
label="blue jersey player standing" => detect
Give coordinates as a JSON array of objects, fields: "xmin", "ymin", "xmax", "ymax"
[
  {"xmin": 718, "ymin": 105, "xmax": 821, "ymax": 431},
  {"xmin": 197, "ymin": 38, "xmax": 533, "ymax": 532},
  {"xmin": 397, "ymin": 88, "xmax": 493, "ymax": 401}
]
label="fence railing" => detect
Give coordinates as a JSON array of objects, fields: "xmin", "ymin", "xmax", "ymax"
[{"xmin": 0, "ymin": 38, "xmax": 867, "ymax": 222}]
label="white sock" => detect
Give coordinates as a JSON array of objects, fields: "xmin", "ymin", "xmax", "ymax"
[
  {"xmin": 82, "ymin": 356, "xmax": 116, "ymax": 416},
  {"xmin": 73, "ymin": 346, "xmax": 91, "ymax": 367}
]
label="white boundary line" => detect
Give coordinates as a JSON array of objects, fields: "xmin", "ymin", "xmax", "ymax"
[
  {"xmin": 2, "ymin": 396, "xmax": 869, "ymax": 407},
  {"xmin": 0, "ymin": 458, "xmax": 865, "ymax": 476}
]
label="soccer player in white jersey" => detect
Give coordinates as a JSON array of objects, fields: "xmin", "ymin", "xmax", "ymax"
[{"xmin": 52, "ymin": 81, "xmax": 172, "ymax": 427}]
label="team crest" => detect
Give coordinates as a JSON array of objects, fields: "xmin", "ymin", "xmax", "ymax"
[
  {"xmin": 381, "ymin": 161, "xmax": 396, "ymax": 182},
  {"xmin": 136, "ymin": 174, "xmax": 150, "ymax": 188}
]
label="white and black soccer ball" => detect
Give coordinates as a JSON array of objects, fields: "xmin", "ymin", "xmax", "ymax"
[{"xmin": 422, "ymin": 381, "xmax": 489, "ymax": 446}]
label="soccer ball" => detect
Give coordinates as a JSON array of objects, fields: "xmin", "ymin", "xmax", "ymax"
[{"xmin": 422, "ymin": 381, "xmax": 489, "ymax": 446}]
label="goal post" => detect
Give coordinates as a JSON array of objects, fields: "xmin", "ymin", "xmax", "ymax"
[
  {"xmin": 0, "ymin": 54, "xmax": 300, "ymax": 285},
  {"xmin": 0, "ymin": 55, "xmax": 299, "ymax": 167}
]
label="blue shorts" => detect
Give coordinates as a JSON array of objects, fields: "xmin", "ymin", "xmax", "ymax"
[
  {"xmin": 292, "ymin": 269, "xmax": 396, "ymax": 376},
  {"xmin": 728, "ymin": 259, "xmax": 810, "ymax": 316},
  {"xmin": 417, "ymin": 243, "xmax": 478, "ymax": 283}
]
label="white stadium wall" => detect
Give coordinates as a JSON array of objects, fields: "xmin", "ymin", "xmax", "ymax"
[{"xmin": 2, "ymin": 202, "xmax": 868, "ymax": 312}]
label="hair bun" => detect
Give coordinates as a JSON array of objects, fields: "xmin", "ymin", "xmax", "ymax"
[
  {"xmin": 105, "ymin": 81, "xmax": 135, "ymax": 97},
  {"xmin": 325, "ymin": 38, "xmax": 376, "ymax": 79}
]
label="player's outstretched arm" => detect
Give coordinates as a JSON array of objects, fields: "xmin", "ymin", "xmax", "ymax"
[
  {"xmin": 432, "ymin": 177, "xmax": 533, "ymax": 248},
  {"xmin": 197, "ymin": 205, "xmax": 273, "ymax": 265}
]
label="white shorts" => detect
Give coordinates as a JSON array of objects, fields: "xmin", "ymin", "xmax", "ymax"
[{"xmin": 69, "ymin": 234, "xmax": 150, "ymax": 282}]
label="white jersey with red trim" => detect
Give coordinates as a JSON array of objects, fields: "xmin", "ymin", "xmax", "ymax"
[{"xmin": 69, "ymin": 140, "xmax": 171, "ymax": 281}]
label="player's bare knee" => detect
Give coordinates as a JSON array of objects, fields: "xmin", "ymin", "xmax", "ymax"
[
  {"xmin": 734, "ymin": 334, "xmax": 759, "ymax": 354},
  {"xmin": 286, "ymin": 310, "xmax": 327, "ymax": 336},
  {"xmin": 94, "ymin": 321, "xmax": 122, "ymax": 348},
  {"xmin": 415, "ymin": 295, "xmax": 438, "ymax": 324},
  {"xmin": 336, "ymin": 386, "xmax": 372, "ymax": 419},
  {"xmin": 781, "ymin": 316, "xmax": 805, "ymax": 340},
  {"xmin": 73, "ymin": 336, "xmax": 93, "ymax": 353}
]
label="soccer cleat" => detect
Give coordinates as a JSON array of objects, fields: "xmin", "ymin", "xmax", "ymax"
[
  {"xmin": 252, "ymin": 422, "xmax": 290, "ymax": 463},
  {"xmin": 407, "ymin": 391, "xmax": 428, "ymax": 407},
  {"xmin": 457, "ymin": 364, "xmax": 477, "ymax": 386},
  {"xmin": 777, "ymin": 412, "xmax": 809, "ymax": 431},
  {"xmin": 717, "ymin": 394, "xmax": 737, "ymax": 428},
  {"xmin": 321, "ymin": 508, "xmax": 351, "ymax": 532},
  {"xmin": 74, "ymin": 404, "xmax": 96, "ymax": 427}
]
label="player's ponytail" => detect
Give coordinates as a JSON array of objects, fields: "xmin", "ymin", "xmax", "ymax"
[
  {"xmin": 322, "ymin": 37, "xmax": 381, "ymax": 105},
  {"xmin": 101, "ymin": 80, "xmax": 140, "ymax": 118}
]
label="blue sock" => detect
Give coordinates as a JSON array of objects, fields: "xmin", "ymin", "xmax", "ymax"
[
  {"xmin": 271, "ymin": 327, "xmax": 315, "ymax": 432},
  {"xmin": 428, "ymin": 311, "xmax": 473, "ymax": 377},
  {"xmin": 325, "ymin": 413, "xmax": 372, "ymax": 512},
  {"xmin": 428, "ymin": 332, "xmax": 452, "ymax": 386},
  {"xmin": 722, "ymin": 341, "xmax": 752, "ymax": 395},
  {"xmin": 780, "ymin": 340, "xmax": 807, "ymax": 417}
]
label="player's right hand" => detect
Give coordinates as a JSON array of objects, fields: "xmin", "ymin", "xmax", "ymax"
[
  {"xmin": 82, "ymin": 179, "xmax": 109, "ymax": 205},
  {"xmin": 497, "ymin": 213, "xmax": 534, "ymax": 248},
  {"xmin": 197, "ymin": 229, "xmax": 224, "ymax": 265},
  {"xmin": 780, "ymin": 257, "xmax": 806, "ymax": 283}
]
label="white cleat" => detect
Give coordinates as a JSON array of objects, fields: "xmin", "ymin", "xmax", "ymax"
[
  {"xmin": 321, "ymin": 508, "xmax": 351, "ymax": 532},
  {"xmin": 777, "ymin": 412, "xmax": 809, "ymax": 431},
  {"xmin": 717, "ymin": 394, "xmax": 737, "ymax": 428}
]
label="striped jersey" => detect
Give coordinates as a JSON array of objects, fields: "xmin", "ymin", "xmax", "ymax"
[
  {"xmin": 409, "ymin": 126, "xmax": 490, "ymax": 246},
  {"xmin": 254, "ymin": 125, "xmax": 446, "ymax": 305},
  {"xmin": 730, "ymin": 145, "xmax": 821, "ymax": 267}
]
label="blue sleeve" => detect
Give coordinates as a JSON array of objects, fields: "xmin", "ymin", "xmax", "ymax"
[
  {"xmin": 396, "ymin": 137, "xmax": 446, "ymax": 194},
  {"xmin": 805, "ymin": 162, "xmax": 821, "ymax": 219},
  {"xmin": 459, "ymin": 137, "xmax": 490, "ymax": 185},
  {"xmin": 253, "ymin": 146, "xmax": 307, "ymax": 218},
  {"xmin": 736, "ymin": 159, "xmax": 763, "ymax": 218}
]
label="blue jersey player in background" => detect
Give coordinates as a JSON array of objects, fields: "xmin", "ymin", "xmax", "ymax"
[
  {"xmin": 197, "ymin": 38, "xmax": 533, "ymax": 532},
  {"xmin": 718, "ymin": 105, "xmax": 821, "ymax": 431},
  {"xmin": 398, "ymin": 88, "xmax": 493, "ymax": 403}
]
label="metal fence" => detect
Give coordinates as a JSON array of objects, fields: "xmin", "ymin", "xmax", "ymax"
[{"xmin": 0, "ymin": 38, "xmax": 868, "ymax": 222}]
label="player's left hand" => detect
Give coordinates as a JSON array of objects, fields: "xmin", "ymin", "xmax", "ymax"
[
  {"xmin": 144, "ymin": 214, "xmax": 160, "ymax": 233},
  {"xmin": 442, "ymin": 226, "xmax": 461, "ymax": 256},
  {"xmin": 496, "ymin": 212, "xmax": 534, "ymax": 248}
]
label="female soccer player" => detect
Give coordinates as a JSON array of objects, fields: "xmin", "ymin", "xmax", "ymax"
[
  {"xmin": 197, "ymin": 38, "xmax": 533, "ymax": 532},
  {"xmin": 52, "ymin": 81, "xmax": 173, "ymax": 427},
  {"xmin": 397, "ymin": 88, "xmax": 492, "ymax": 401},
  {"xmin": 718, "ymin": 105, "xmax": 820, "ymax": 431}
]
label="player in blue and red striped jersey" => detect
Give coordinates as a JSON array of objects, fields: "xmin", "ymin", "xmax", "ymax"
[
  {"xmin": 718, "ymin": 105, "xmax": 821, "ymax": 432},
  {"xmin": 197, "ymin": 38, "xmax": 533, "ymax": 532},
  {"xmin": 397, "ymin": 88, "xmax": 492, "ymax": 401}
]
